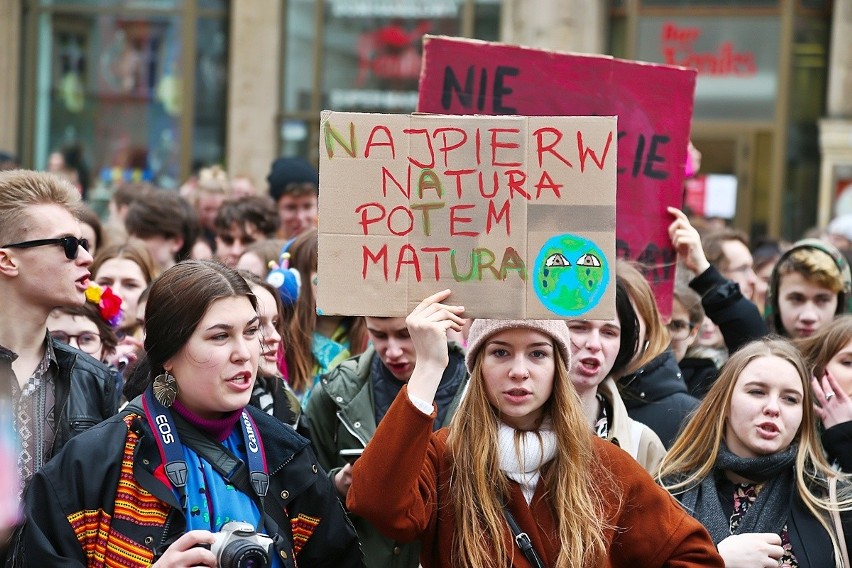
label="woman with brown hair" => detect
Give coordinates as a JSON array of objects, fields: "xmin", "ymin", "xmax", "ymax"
[
  {"xmin": 239, "ymin": 269, "xmax": 307, "ymax": 435},
  {"xmin": 91, "ymin": 238, "xmax": 157, "ymax": 337},
  {"xmin": 91, "ymin": 238, "xmax": 158, "ymax": 374},
  {"xmin": 795, "ymin": 314, "xmax": 852, "ymax": 472},
  {"xmin": 287, "ymin": 229, "xmax": 368, "ymax": 402},
  {"xmin": 348, "ymin": 290, "xmax": 723, "ymax": 568},
  {"xmin": 22, "ymin": 260, "xmax": 361, "ymax": 567}
]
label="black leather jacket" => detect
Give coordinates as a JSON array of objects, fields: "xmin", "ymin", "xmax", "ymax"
[
  {"xmin": 50, "ymin": 339, "xmax": 121, "ymax": 452},
  {"xmin": 2, "ymin": 338, "xmax": 119, "ymax": 567},
  {"xmin": 0, "ymin": 337, "xmax": 119, "ymax": 461}
]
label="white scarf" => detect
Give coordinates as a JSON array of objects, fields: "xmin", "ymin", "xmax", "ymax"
[{"xmin": 497, "ymin": 420, "xmax": 558, "ymax": 504}]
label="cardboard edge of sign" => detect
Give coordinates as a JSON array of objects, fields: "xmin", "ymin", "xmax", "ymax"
[{"xmin": 315, "ymin": 111, "xmax": 618, "ymax": 320}]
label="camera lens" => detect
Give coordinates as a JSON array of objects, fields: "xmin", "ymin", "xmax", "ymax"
[
  {"xmin": 241, "ymin": 557, "xmax": 263, "ymax": 568},
  {"xmin": 219, "ymin": 541, "xmax": 269, "ymax": 568}
]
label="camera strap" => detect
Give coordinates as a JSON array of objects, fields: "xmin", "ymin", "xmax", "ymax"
[
  {"xmin": 133, "ymin": 392, "xmax": 294, "ymax": 565},
  {"xmin": 140, "ymin": 389, "xmax": 271, "ymax": 503},
  {"xmin": 167, "ymin": 415, "xmax": 290, "ymax": 561}
]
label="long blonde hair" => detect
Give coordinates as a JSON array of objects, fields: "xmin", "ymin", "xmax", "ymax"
[
  {"xmin": 658, "ymin": 337, "xmax": 852, "ymax": 567},
  {"xmin": 796, "ymin": 314, "xmax": 852, "ymax": 381},
  {"xmin": 446, "ymin": 346, "xmax": 614, "ymax": 568}
]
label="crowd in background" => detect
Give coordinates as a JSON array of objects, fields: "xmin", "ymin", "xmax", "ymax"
[{"xmin": 1, "ymin": 144, "xmax": 852, "ymax": 567}]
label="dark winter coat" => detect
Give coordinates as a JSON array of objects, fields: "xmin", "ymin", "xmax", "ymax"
[
  {"xmin": 620, "ymin": 349, "xmax": 700, "ymax": 448},
  {"xmin": 16, "ymin": 402, "xmax": 363, "ymax": 567}
]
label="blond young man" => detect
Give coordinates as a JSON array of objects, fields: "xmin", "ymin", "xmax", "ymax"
[{"xmin": 0, "ymin": 170, "xmax": 118, "ymax": 564}]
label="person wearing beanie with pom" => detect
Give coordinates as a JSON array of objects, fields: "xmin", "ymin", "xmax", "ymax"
[{"xmin": 348, "ymin": 289, "xmax": 723, "ymax": 568}]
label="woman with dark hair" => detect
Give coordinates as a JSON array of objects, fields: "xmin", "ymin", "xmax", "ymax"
[
  {"xmin": 22, "ymin": 260, "xmax": 362, "ymax": 567},
  {"xmin": 566, "ymin": 278, "xmax": 666, "ymax": 473},
  {"xmin": 659, "ymin": 337, "xmax": 852, "ymax": 568}
]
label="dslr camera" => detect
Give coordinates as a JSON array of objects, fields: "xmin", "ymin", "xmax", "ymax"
[{"xmin": 207, "ymin": 521, "xmax": 275, "ymax": 568}]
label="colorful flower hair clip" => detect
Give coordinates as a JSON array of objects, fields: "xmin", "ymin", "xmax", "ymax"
[{"xmin": 84, "ymin": 283, "xmax": 124, "ymax": 328}]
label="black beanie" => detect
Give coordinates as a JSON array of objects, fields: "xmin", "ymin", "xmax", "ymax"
[{"xmin": 266, "ymin": 157, "xmax": 319, "ymax": 202}]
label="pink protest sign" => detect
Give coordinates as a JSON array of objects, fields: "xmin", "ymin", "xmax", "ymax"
[{"xmin": 417, "ymin": 36, "xmax": 697, "ymax": 317}]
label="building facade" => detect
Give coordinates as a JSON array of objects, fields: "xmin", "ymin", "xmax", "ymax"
[{"xmin": 1, "ymin": 0, "xmax": 848, "ymax": 240}]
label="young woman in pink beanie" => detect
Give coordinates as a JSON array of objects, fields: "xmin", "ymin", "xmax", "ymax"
[{"xmin": 348, "ymin": 289, "xmax": 723, "ymax": 568}]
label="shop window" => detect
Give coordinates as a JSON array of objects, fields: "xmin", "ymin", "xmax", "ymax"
[
  {"xmin": 639, "ymin": 0, "xmax": 777, "ymax": 6},
  {"xmin": 27, "ymin": 1, "xmax": 227, "ymax": 199},
  {"xmin": 783, "ymin": 15, "xmax": 830, "ymax": 239},
  {"xmin": 192, "ymin": 16, "xmax": 228, "ymax": 172},
  {"xmin": 279, "ymin": 0, "xmax": 501, "ymax": 160},
  {"xmin": 39, "ymin": 0, "xmax": 179, "ymax": 7}
]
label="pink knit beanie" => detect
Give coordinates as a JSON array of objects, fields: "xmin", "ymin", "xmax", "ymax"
[{"xmin": 464, "ymin": 319, "xmax": 571, "ymax": 373}]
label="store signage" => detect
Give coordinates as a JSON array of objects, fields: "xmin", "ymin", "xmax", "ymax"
[
  {"xmin": 636, "ymin": 16, "xmax": 780, "ymax": 121},
  {"xmin": 660, "ymin": 22, "xmax": 757, "ymax": 77},
  {"xmin": 356, "ymin": 21, "xmax": 431, "ymax": 86}
]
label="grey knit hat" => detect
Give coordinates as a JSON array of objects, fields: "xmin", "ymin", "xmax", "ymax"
[{"xmin": 465, "ymin": 319, "xmax": 571, "ymax": 373}]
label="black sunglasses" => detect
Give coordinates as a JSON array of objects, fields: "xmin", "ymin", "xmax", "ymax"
[{"xmin": 2, "ymin": 236, "xmax": 90, "ymax": 260}]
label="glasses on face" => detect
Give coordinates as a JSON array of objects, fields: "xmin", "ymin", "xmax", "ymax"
[
  {"xmin": 50, "ymin": 330, "xmax": 103, "ymax": 354},
  {"xmin": 666, "ymin": 319, "xmax": 694, "ymax": 341},
  {"xmin": 2, "ymin": 236, "xmax": 90, "ymax": 260},
  {"xmin": 724, "ymin": 264, "xmax": 756, "ymax": 276}
]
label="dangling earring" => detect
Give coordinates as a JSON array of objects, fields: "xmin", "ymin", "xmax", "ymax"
[{"xmin": 153, "ymin": 371, "xmax": 178, "ymax": 407}]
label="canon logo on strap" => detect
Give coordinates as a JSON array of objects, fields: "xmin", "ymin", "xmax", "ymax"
[
  {"xmin": 243, "ymin": 413, "xmax": 259, "ymax": 453},
  {"xmin": 155, "ymin": 414, "xmax": 175, "ymax": 444}
]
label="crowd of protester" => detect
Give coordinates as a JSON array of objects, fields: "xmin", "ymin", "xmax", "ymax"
[{"xmin": 1, "ymin": 146, "xmax": 852, "ymax": 568}]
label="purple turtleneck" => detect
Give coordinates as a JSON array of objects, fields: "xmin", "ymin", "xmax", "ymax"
[{"xmin": 171, "ymin": 399, "xmax": 242, "ymax": 442}]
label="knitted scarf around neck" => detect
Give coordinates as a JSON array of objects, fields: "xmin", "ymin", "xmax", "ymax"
[
  {"xmin": 497, "ymin": 420, "xmax": 557, "ymax": 504},
  {"xmin": 679, "ymin": 442, "xmax": 797, "ymax": 545},
  {"xmin": 171, "ymin": 399, "xmax": 242, "ymax": 443}
]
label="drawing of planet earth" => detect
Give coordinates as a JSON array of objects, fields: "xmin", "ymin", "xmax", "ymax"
[{"xmin": 533, "ymin": 233, "xmax": 608, "ymax": 316}]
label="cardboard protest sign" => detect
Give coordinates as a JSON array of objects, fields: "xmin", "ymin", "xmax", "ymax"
[
  {"xmin": 318, "ymin": 111, "xmax": 616, "ymax": 319},
  {"xmin": 417, "ymin": 35, "xmax": 697, "ymax": 317}
]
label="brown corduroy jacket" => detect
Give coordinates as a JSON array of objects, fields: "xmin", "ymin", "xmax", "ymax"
[{"xmin": 348, "ymin": 386, "xmax": 724, "ymax": 568}]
